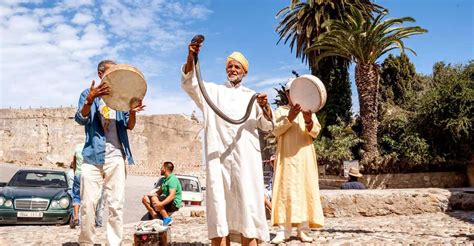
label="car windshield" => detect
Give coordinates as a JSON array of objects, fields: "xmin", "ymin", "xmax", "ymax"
[
  {"xmin": 155, "ymin": 176, "xmax": 200, "ymax": 192},
  {"xmin": 180, "ymin": 178, "xmax": 200, "ymax": 192},
  {"xmin": 9, "ymin": 171, "xmax": 67, "ymax": 188}
]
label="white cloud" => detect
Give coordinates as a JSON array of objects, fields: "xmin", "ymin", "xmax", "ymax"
[
  {"xmin": 41, "ymin": 15, "xmax": 65, "ymax": 26},
  {"xmin": 1, "ymin": 0, "xmax": 43, "ymax": 7},
  {"xmin": 0, "ymin": 0, "xmax": 212, "ymax": 114},
  {"xmin": 71, "ymin": 12, "xmax": 93, "ymax": 25},
  {"xmin": 186, "ymin": 5, "xmax": 213, "ymax": 20},
  {"xmin": 144, "ymin": 92, "xmax": 199, "ymax": 115},
  {"xmin": 59, "ymin": 0, "xmax": 94, "ymax": 9},
  {"xmin": 253, "ymin": 76, "xmax": 291, "ymax": 87}
]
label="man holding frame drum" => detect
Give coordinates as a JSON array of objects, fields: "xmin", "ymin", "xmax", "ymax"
[{"xmin": 75, "ymin": 60, "xmax": 145, "ymax": 245}]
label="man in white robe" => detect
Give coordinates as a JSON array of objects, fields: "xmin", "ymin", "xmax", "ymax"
[{"xmin": 181, "ymin": 42, "xmax": 272, "ymax": 245}]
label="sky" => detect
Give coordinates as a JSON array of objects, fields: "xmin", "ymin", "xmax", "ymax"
[{"xmin": 0, "ymin": 0, "xmax": 473, "ymax": 115}]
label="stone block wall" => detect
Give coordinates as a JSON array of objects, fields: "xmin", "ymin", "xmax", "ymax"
[
  {"xmin": 0, "ymin": 107, "xmax": 204, "ymax": 176},
  {"xmin": 362, "ymin": 172, "xmax": 468, "ymax": 189},
  {"xmin": 320, "ymin": 171, "xmax": 468, "ymax": 189},
  {"xmin": 320, "ymin": 188, "xmax": 473, "ymax": 217}
]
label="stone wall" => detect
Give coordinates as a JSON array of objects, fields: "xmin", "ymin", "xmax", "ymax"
[
  {"xmin": 361, "ymin": 172, "xmax": 468, "ymax": 189},
  {"xmin": 320, "ymin": 171, "xmax": 468, "ymax": 189},
  {"xmin": 320, "ymin": 188, "xmax": 474, "ymax": 217},
  {"xmin": 0, "ymin": 107, "xmax": 204, "ymax": 176},
  {"xmin": 179, "ymin": 188, "xmax": 474, "ymax": 218},
  {"xmin": 467, "ymin": 162, "xmax": 474, "ymax": 187}
]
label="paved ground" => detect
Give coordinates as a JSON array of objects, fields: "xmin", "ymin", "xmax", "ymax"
[
  {"xmin": 0, "ymin": 211, "xmax": 472, "ymax": 245},
  {"xmin": 1, "ymin": 164, "xmax": 473, "ymax": 245}
]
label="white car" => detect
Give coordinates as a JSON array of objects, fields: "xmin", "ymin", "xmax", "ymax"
[{"xmin": 154, "ymin": 175, "xmax": 204, "ymax": 206}]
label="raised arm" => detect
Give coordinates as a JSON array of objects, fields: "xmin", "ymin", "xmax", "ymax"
[
  {"xmin": 303, "ymin": 111, "xmax": 321, "ymax": 138},
  {"xmin": 256, "ymin": 93, "xmax": 273, "ymax": 132},
  {"xmin": 127, "ymin": 100, "xmax": 146, "ymax": 130},
  {"xmin": 272, "ymin": 106, "xmax": 293, "ymax": 137},
  {"xmin": 75, "ymin": 89, "xmax": 91, "ymax": 125},
  {"xmin": 181, "ymin": 40, "xmax": 204, "ymax": 110}
]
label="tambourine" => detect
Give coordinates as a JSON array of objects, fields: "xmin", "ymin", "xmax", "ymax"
[
  {"xmin": 289, "ymin": 74, "xmax": 327, "ymax": 112},
  {"xmin": 101, "ymin": 64, "xmax": 147, "ymax": 111}
]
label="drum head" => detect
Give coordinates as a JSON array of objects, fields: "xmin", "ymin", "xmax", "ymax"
[
  {"xmin": 289, "ymin": 74, "xmax": 327, "ymax": 112},
  {"xmin": 101, "ymin": 64, "xmax": 147, "ymax": 111}
]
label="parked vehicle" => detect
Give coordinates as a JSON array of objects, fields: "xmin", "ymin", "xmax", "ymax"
[
  {"xmin": 154, "ymin": 175, "xmax": 204, "ymax": 206},
  {"xmin": 0, "ymin": 169, "xmax": 72, "ymax": 225}
]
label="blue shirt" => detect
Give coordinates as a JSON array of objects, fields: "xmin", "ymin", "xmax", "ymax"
[
  {"xmin": 341, "ymin": 181, "xmax": 366, "ymax": 190},
  {"xmin": 74, "ymin": 89, "xmax": 134, "ymax": 165}
]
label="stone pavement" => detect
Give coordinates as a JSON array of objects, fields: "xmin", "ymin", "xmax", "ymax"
[{"xmin": 0, "ymin": 211, "xmax": 472, "ymax": 245}]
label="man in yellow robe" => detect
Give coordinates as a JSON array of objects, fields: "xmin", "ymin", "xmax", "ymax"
[{"xmin": 270, "ymin": 80, "xmax": 325, "ymax": 243}]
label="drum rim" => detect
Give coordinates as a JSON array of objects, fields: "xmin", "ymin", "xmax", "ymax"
[
  {"xmin": 289, "ymin": 74, "xmax": 327, "ymax": 112},
  {"xmin": 101, "ymin": 64, "xmax": 147, "ymax": 111},
  {"xmin": 102, "ymin": 64, "xmax": 145, "ymax": 80}
]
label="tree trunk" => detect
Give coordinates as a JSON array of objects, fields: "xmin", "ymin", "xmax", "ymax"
[{"xmin": 355, "ymin": 63, "xmax": 380, "ymax": 164}]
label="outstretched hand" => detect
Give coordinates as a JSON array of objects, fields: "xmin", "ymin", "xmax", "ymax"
[
  {"xmin": 130, "ymin": 100, "xmax": 146, "ymax": 113},
  {"xmin": 188, "ymin": 42, "xmax": 201, "ymax": 57},
  {"xmin": 87, "ymin": 80, "xmax": 110, "ymax": 102},
  {"xmin": 257, "ymin": 93, "xmax": 272, "ymax": 120},
  {"xmin": 185, "ymin": 40, "xmax": 202, "ymax": 74},
  {"xmin": 287, "ymin": 103, "xmax": 301, "ymax": 122},
  {"xmin": 256, "ymin": 93, "xmax": 269, "ymax": 108}
]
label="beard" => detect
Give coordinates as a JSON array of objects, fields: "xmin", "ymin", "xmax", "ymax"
[{"xmin": 227, "ymin": 73, "xmax": 244, "ymax": 84}]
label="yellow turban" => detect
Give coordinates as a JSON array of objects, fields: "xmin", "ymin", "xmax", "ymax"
[{"xmin": 226, "ymin": 51, "xmax": 249, "ymax": 73}]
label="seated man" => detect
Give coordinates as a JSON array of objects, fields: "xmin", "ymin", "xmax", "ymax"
[
  {"xmin": 142, "ymin": 161, "xmax": 182, "ymax": 226},
  {"xmin": 341, "ymin": 167, "xmax": 366, "ymax": 189}
]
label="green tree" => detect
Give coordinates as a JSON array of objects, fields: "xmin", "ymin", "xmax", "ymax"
[
  {"xmin": 276, "ymin": 0, "xmax": 382, "ymax": 129},
  {"xmin": 314, "ymin": 120, "xmax": 362, "ymax": 174},
  {"xmin": 379, "ymin": 53, "xmax": 417, "ymax": 107},
  {"xmin": 307, "ymin": 7, "xmax": 427, "ymax": 164},
  {"xmin": 273, "ymin": 84, "xmax": 289, "ymax": 107},
  {"xmin": 378, "ymin": 105, "xmax": 431, "ymax": 171},
  {"xmin": 416, "ymin": 61, "xmax": 474, "ymax": 162}
]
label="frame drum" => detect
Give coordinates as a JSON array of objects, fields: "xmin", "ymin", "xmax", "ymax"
[
  {"xmin": 101, "ymin": 64, "xmax": 147, "ymax": 111},
  {"xmin": 289, "ymin": 74, "xmax": 327, "ymax": 112}
]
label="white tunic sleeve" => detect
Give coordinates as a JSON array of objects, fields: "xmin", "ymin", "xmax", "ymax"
[
  {"xmin": 306, "ymin": 113, "xmax": 321, "ymax": 138},
  {"xmin": 272, "ymin": 107, "xmax": 293, "ymax": 137},
  {"xmin": 181, "ymin": 64, "xmax": 204, "ymax": 111}
]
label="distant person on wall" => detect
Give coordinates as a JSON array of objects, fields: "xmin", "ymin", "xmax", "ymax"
[
  {"xmin": 74, "ymin": 60, "xmax": 145, "ymax": 245},
  {"xmin": 341, "ymin": 167, "xmax": 366, "ymax": 190},
  {"xmin": 270, "ymin": 80, "xmax": 325, "ymax": 243},
  {"xmin": 141, "ymin": 161, "xmax": 182, "ymax": 226}
]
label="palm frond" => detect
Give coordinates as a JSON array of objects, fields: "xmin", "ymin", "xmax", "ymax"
[{"xmin": 307, "ymin": 6, "xmax": 427, "ymax": 65}]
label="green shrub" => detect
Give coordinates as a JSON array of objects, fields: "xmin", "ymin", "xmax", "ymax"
[
  {"xmin": 416, "ymin": 61, "xmax": 474, "ymax": 161},
  {"xmin": 314, "ymin": 121, "xmax": 361, "ymax": 174}
]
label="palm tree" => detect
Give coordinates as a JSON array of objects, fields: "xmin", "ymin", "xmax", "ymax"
[
  {"xmin": 307, "ymin": 7, "xmax": 427, "ymax": 163},
  {"xmin": 276, "ymin": 0, "xmax": 383, "ymax": 130}
]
